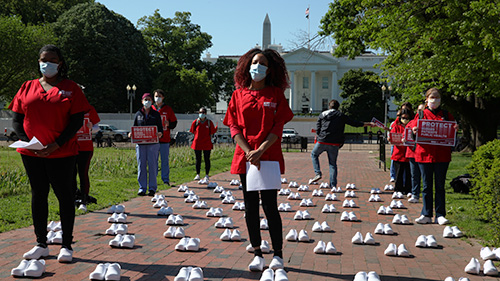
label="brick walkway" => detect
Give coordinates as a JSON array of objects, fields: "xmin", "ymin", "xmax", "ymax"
[{"xmin": 0, "ymin": 150, "xmax": 496, "ymax": 281}]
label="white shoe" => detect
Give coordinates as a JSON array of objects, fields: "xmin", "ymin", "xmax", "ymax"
[
  {"xmin": 269, "ymin": 256, "xmax": 284, "ymax": 270},
  {"xmin": 246, "ymin": 244, "xmax": 254, "ymax": 253},
  {"xmin": 11, "ymin": 259, "xmax": 30, "ymax": 277},
  {"xmin": 443, "ymin": 226, "xmax": 454, "ymax": 238},
  {"xmin": 186, "ymin": 238, "xmax": 200, "ymax": 251},
  {"xmin": 224, "ymin": 217, "xmax": 234, "ymax": 228},
  {"xmin": 174, "ymin": 227, "xmax": 185, "ymax": 238},
  {"xmin": 248, "ymin": 256, "xmax": 265, "ymax": 272},
  {"xmin": 158, "ymin": 206, "xmax": 174, "ymax": 216},
  {"xmin": 261, "ymin": 240, "xmax": 271, "ymax": 253},
  {"xmin": 426, "ymin": 235, "xmax": 438, "ymax": 248},
  {"xmin": 274, "ymin": 268, "xmax": 289, "ymax": 281},
  {"xmin": 415, "ymin": 235, "xmax": 427, "ymax": 247},
  {"xmin": 115, "ymin": 204, "xmax": 125, "ymax": 213},
  {"xmin": 260, "ymin": 268, "xmax": 274, "ymax": 281},
  {"xmin": 374, "ymin": 223, "xmax": 384, "ymax": 234},
  {"xmin": 401, "ymin": 215, "xmax": 410, "ymax": 224},
  {"xmin": 120, "ymin": 234, "xmax": 135, "ymax": 248},
  {"xmin": 321, "ymin": 221, "xmax": 331, "ymax": 231},
  {"xmin": 57, "ymin": 247, "xmax": 73, "ymax": 263},
  {"xmin": 383, "ymin": 224, "xmax": 394, "ymax": 235},
  {"xmin": 51, "ymin": 231, "xmax": 63, "ymax": 244},
  {"xmin": 89, "ymin": 263, "xmax": 109, "ymax": 280},
  {"xmin": 452, "ymin": 226, "xmax": 463, "ymax": 237},
  {"xmin": 175, "ymin": 237, "xmax": 189, "ymax": 251},
  {"xmin": 464, "ymin": 257, "xmax": 480, "ymax": 275},
  {"xmin": 23, "ymin": 245, "xmax": 49, "ymax": 259},
  {"xmin": 481, "ymin": 247, "xmax": 496, "ymax": 260},
  {"xmin": 220, "ymin": 229, "xmax": 231, "ymax": 241},
  {"xmin": 230, "ymin": 230, "xmax": 241, "ymax": 241},
  {"xmin": 415, "ymin": 215, "xmax": 432, "ymax": 224},
  {"xmin": 341, "ymin": 211, "xmax": 349, "ymax": 221},
  {"xmin": 321, "ymin": 204, "xmax": 330, "ymax": 213},
  {"xmin": 23, "ymin": 259, "xmax": 46, "ymax": 278},
  {"xmin": 367, "ymin": 271, "xmax": 381, "ymax": 281},
  {"xmin": 408, "ymin": 196, "xmax": 419, "ymax": 203},
  {"xmin": 377, "ymin": 206, "xmax": 386, "ymax": 215},
  {"xmin": 294, "ymin": 210, "xmax": 303, "ymax": 220},
  {"xmin": 396, "ymin": 200, "xmax": 405, "ymax": 209},
  {"xmin": 483, "ymin": 259, "xmax": 499, "ymax": 276},
  {"xmin": 314, "ymin": 241, "xmax": 326, "ymax": 254},
  {"xmin": 302, "ymin": 210, "xmax": 311, "ymax": 219},
  {"xmin": 437, "ymin": 216, "xmax": 449, "ymax": 225},
  {"xmin": 206, "ymin": 207, "xmax": 215, "ymax": 217},
  {"xmin": 78, "ymin": 204, "xmax": 87, "ymax": 212},
  {"xmin": 164, "ymin": 226, "xmax": 176, "ymax": 238},
  {"xmin": 260, "ymin": 219, "xmax": 269, "ymax": 230},
  {"xmin": 329, "ymin": 204, "xmax": 337, "ymax": 213},
  {"xmin": 342, "ymin": 199, "xmax": 350, "ymax": 208},
  {"xmin": 392, "ymin": 214, "xmax": 402, "ymax": 224},
  {"xmin": 298, "ymin": 230, "xmax": 310, "ymax": 242},
  {"xmin": 188, "ymin": 267, "xmax": 204, "ymax": 281},
  {"xmin": 384, "ymin": 243, "xmax": 397, "ymax": 256},
  {"xmin": 444, "ymin": 277, "xmax": 455, "ymax": 281},
  {"xmin": 364, "ymin": 232, "xmax": 375, "ymax": 245},
  {"xmin": 109, "ymin": 234, "xmax": 123, "ymax": 247},
  {"xmin": 174, "ymin": 215, "xmax": 184, "ymax": 225},
  {"xmin": 116, "ymin": 213, "xmax": 127, "ymax": 223},
  {"xmin": 348, "ymin": 211, "xmax": 358, "ymax": 221},
  {"xmin": 351, "ymin": 232, "xmax": 363, "ymax": 244},
  {"xmin": 353, "ymin": 271, "xmax": 367, "ymax": 281},
  {"xmin": 312, "ymin": 221, "xmax": 322, "ymax": 232},
  {"xmin": 175, "ymin": 266, "xmax": 192, "ymax": 281},
  {"xmin": 385, "ymin": 206, "xmax": 394, "ymax": 215},
  {"xmin": 104, "ymin": 263, "xmax": 121, "ymax": 281},
  {"xmin": 286, "ymin": 229, "xmax": 298, "ymax": 241},
  {"xmin": 194, "ymin": 174, "xmax": 200, "ymax": 180},
  {"xmin": 397, "ymin": 244, "xmax": 410, "ymax": 257},
  {"xmin": 326, "ymin": 242, "xmax": 337, "ymax": 254},
  {"xmin": 283, "ymin": 203, "xmax": 291, "ymax": 212}
]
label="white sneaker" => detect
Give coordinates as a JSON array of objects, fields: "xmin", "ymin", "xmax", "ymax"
[
  {"xmin": 286, "ymin": 229, "xmax": 298, "ymax": 241},
  {"xmin": 23, "ymin": 245, "xmax": 49, "ymax": 259},
  {"xmin": 314, "ymin": 241, "xmax": 326, "ymax": 254},
  {"xmin": 194, "ymin": 174, "xmax": 200, "ymax": 180},
  {"xmin": 443, "ymin": 226, "xmax": 454, "ymax": 238},
  {"xmin": 57, "ymin": 247, "xmax": 73, "ymax": 263},
  {"xmin": 415, "ymin": 235, "xmax": 427, "ymax": 247},
  {"xmin": 384, "ymin": 243, "xmax": 397, "ymax": 256},
  {"xmin": 248, "ymin": 256, "xmax": 265, "ymax": 272},
  {"xmin": 351, "ymin": 232, "xmax": 363, "ymax": 244},
  {"xmin": 483, "ymin": 259, "xmax": 499, "ymax": 276},
  {"xmin": 397, "ymin": 244, "xmax": 410, "ymax": 257},
  {"xmin": 415, "ymin": 215, "xmax": 432, "ymax": 224},
  {"xmin": 326, "ymin": 242, "xmax": 337, "ymax": 254},
  {"xmin": 452, "ymin": 226, "xmax": 463, "ymax": 238},
  {"xmin": 437, "ymin": 216, "xmax": 449, "ymax": 225},
  {"xmin": 464, "ymin": 257, "xmax": 480, "ymax": 275},
  {"xmin": 364, "ymin": 232, "xmax": 375, "ymax": 245},
  {"xmin": 269, "ymin": 256, "xmax": 284, "ymax": 270}
]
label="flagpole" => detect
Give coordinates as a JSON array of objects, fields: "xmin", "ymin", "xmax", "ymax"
[{"xmin": 307, "ymin": 5, "xmax": 310, "ymax": 49}]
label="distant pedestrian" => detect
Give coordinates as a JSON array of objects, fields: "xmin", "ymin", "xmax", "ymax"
[
  {"xmin": 368, "ymin": 130, "xmax": 373, "ymax": 144},
  {"xmin": 95, "ymin": 130, "xmax": 103, "ymax": 147},
  {"xmin": 376, "ymin": 130, "xmax": 382, "ymax": 144},
  {"xmin": 190, "ymin": 107, "xmax": 217, "ymax": 181}
]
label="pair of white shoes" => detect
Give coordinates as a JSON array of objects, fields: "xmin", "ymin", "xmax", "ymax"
[
  {"xmin": 105, "ymin": 223, "xmax": 128, "ymax": 235},
  {"xmin": 368, "ymin": 194, "xmax": 382, "ymax": 202},
  {"xmin": 443, "ymin": 226, "xmax": 463, "ymax": 238},
  {"xmin": 384, "ymin": 184, "xmax": 395, "ymax": 191},
  {"xmin": 415, "ymin": 235, "xmax": 438, "ymax": 247},
  {"xmin": 343, "ymin": 199, "xmax": 358, "ymax": 208},
  {"xmin": 415, "ymin": 215, "xmax": 449, "ymax": 225},
  {"xmin": 285, "ymin": 229, "xmax": 310, "ymax": 242},
  {"xmin": 109, "ymin": 234, "xmax": 135, "ymax": 248},
  {"xmin": 46, "ymin": 221, "xmax": 62, "ymax": 232},
  {"xmin": 250, "ymin": 256, "xmax": 284, "ymax": 272},
  {"xmin": 232, "ymin": 201, "xmax": 245, "ymax": 211},
  {"xmin": 164, "ymin": 226, "xmax": 185, "ymax": 238},
  {"xmin": 153, "ymin": 199, "xmax": 168, "ymax": 208},
  {"xmin": 390, "ymin": 200, "xmax": 405, "ymax": 209},
  {"xmin": 260, "ymin": 268, "xmax": 288, "ymax": 281},
  {"xmin": 384, "ymin": 243, "xmax": 410, "ymax": 257},
  {"xmin": 288, "ymin": 181, "xmax": 299, "ymax": 188},
  {"xmin": 312, "ymin": 189, "xmax": 324, "ymax": 196},
  {"xmin": 297, "ymin": 185, "xmax": 309, "ymax": 191},
  {"xmin": 157, "ymin": 206, "xmax": 174, "ymax": 216},
  {"xmin": 377, "ymin": 206, "xmax": 394, "ymax": 215},
  {"xmin": 185, "ymin": 194, "xmax": 199, "ymax": 203},
  {"xmin": 352, "ymin": 232, "xmax": 375, "ymax": 245},
  {"xmin": 213, "ymin": 186, "xmax": 225, "ymax": 193},
  {"xmin": 353, "ymin": 271, "xmax": 381, "ymax": 281},
  {"xmin": 89, "ymin": 263, "xmax": 121, "ymax": 280},
  {"xmin": 319, "ymin": 182, "xmax": 329, "ymax": 188},
  {"xmin": 392, "ymin": 191, "xmax": 404, "ymax": 199},
  {"xmin": 192, "ymin": 200, "xmax": 208, "ymax": 209},
  {"xmin": 230, "ymin": 179, "xmax": 240, "ymax": 185},
  {"xmin": 46, "ymin": 230, "xmax": 63, "ymax": 244},
  {"xmin": 345, "ymin": 183, "xmax": 356, "ymax": 189},
  {"xmin": 247, "ymin": 240, "xmax": 271, "ymax": 253},
  {"xmin": 312, "ymin": 221, "xmax": 332, "ymax": 232},
  {"xmin": 465, "ymin": 257, "xmax": 498, "ymax": 276},
  {"xmin": 278, "ymin": 188, "xmax": 291, "ymax": 196},
  {"xmin": 370, "ymin": 188, "xmax": 382, "ymax": 194},
  {"xmin": 325, "ymin": 193, "xmax": 339, "ymax": 201},
  {"xmin": 341, "ymin": 211, "xmax": 358, "ymax": 221},
  {"xmin": 281, "ymin": 178, "xmax": 287, "ymax": 184},
  {"xmin": 215, "ymin": 217, "xmax": 234, "ymax": 228},
  {"xmin": 260, "ymin": 219, "xmax": 269, "ymax": 229},
  {"xmin": 219, "ymin": 190, "xmax": 232, "ymax": 198},
  {"xmin": 374, "ymin": 223, "xmax": 394, "ymax": 235},
  {"xmin": 480, "ymin": 247, "xmax": 500, "ymax": 260},
  {"xmin": 300, "ymin": 198, "xmax": 315, "ymax": 207},
  {"xmin": 175, "ymin": 237, "xmax": 200, "ymax": 251},
  {"xmin": 321, "ymin": 204, "xmax": 337, "ymax": 213},
  {"xmin": 220, "ymin": 229, "xmax": 241, "ymax": 241},
  {"xmin": 314, "ymin": 241, "xmax": 337, "ymax": 254},
  {"xmin": 278, "ymin": 203, "xmax": 292, "ymax": 212},
  {"xmin": 151, "ymin": 194, "xmax": 165, "ymax": 202},
  {"xmin": 198, "ymin": 177, "xmax": 209, "ymax": 184},
  {"xmin": 345, "ymin": 190, "xmax": 356, "ymax": 198},
  {"xmin": 11, "ymin": 259, "xmax": 46, "ymax": 277},
  {"xmin": 177, "ymin": 185, "xmax": 189, "ymax": 192},
  {"xmin": 294, "ymin": 210, "xmax": 311, "ymax": 220},
  {"xmin": 206, "ymin": 207, "xmax": 223, "ymax": 217},
  {"xmin": 287, "ymin": 192, "xmax": 302, "ymax": 200},
  {"xmin": 166, "ymin": 214, "xmax": 184, "ymax": 225},
  {"xmin": 331, "ymin": 186, "xmax": 342, "ymax": 193},
  {"xmin": 23, "ymin": 245, "xmax": 49, "ymax": 260},
  {"xmin": 175, "ymin": 266, "xmax": 204, "ymax": 281},
  {"xmin": 444, "ymin": 277, "xmax": 470, "ymax": 281},
  {"xmin": 108, "ymin": 212, "xmax": 127, "ymax": 223},
  {"xmin": 107, "ymin": 204, "xmax": 125, "ymax": 214},
  {"xmin": 222, "ymin": 196, "xmax": 235, "ymax": 204},
  {"xmin": 392, "ymin": 214, "xmax": 411, "ymax": 224}
]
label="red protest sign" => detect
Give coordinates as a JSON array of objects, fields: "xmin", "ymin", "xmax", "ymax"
[
  {"xmin": 76, "ymin": 117, "xmax": 91, "ymax": 141},
  {"xmin": 416, "ymin": 119, "xmax": 457, "ymax": 146},
  {"xmin": 403, "ymin": 127, "xmax": 415, "ymax": 146},
  {"xmin": 131, "ymin": 126, "xmax": 159, "ymax": 144},
  {"xmin": 389, "ymin": 132, "xmax": 404, "ymax": 145},
  {"xmin": 371, "ymin": 117, "xmax": 389, "ymax": 131}
]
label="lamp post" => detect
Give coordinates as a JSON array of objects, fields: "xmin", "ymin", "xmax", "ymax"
[
  {"xmin": 381, "ymin": 85, "xmax": 392, "ymax": 127},
  {"xmin": 127, "ymin": 84, "xmax": 136, "ymax": 120}
]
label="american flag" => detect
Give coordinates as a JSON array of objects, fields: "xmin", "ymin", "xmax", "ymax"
[{"xmin": 305, "ymin": 7, "xmax": 309, "ymax": 18}]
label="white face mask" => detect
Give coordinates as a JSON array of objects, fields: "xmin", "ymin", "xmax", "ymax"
[
  {"xmin": 427, "ymin": 98, "xmax": 441, "ymax": 110},
  {"xmin": 143, "ymin": 100, "xmax": 152, "ymax": 108},
  {"xmin": 154, "ymin": 96, "xmax": 162, "ymax": 104},
  {"xmin": 249, "ymin": 63, "xmax": 268, "ymax": 82},
  {"xmin": 39, "ymin": 61, "xmax": 59, "ymax": 78}
]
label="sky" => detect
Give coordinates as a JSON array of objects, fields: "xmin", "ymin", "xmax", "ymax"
[{"xmin": 96, "ymin": 0, "xmax": 335, "ymax": 58}]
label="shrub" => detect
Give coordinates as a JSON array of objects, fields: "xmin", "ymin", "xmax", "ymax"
[{"xmin": 467, "ymin": 139, "xmax": 500, "ymax": 244}]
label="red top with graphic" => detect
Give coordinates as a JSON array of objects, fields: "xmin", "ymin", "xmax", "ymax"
[
  {"xmin": 190, "ymin": 119, "xmax": 217, "ymax": 150},
  {"xmin": 9, "ymin": 79, "xmax": 91, "ymax": 158},
  {"xmin": 390, "ymin": 122, "xmax": 408, "ymax": 162},
  {"xmin": 77, "ymin": 105, "xmax": 100, "ymax": 151},
  {"xmin": 413, "ymin": 108, "xmax": 455, "ymax": 163},
  {"xmin": 152, "ymin": 104, "xmax": 177, "ymax": 143},
  {"xmin": 223, "ymin": 86, "xmax": 294, "ymax": 174},
  {"xmin": 405, "ymin": 118, "xmax": 418, "ymax": 159}
]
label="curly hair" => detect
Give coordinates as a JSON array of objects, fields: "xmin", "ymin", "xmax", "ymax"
[
  {"xmin": 234, "ymin": 48, "xmax": 289, "ymax": 89},
  {"xmin": 38, "ymin": 44, "xmax": 68, "ymax": 79}
]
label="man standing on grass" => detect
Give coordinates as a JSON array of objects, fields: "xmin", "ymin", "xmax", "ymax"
[{"xmin": 309, "ymin": 99, "xmax": 374, "ymax": 187}]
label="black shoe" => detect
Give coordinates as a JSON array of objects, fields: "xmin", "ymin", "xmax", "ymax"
[
  {"xmin": 164, "ymin": 182, "xmax": 170, "ymax": 186},
  {"xmin": 148, "ymin": 190, "xmax": 155, "ymax": 196},
  {"xmin": 138, "ymin": 191, "xmax": 146, "ymax": 196}
]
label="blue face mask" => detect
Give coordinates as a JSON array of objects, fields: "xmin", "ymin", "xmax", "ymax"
[
  {"xmin": 199, "ymin": 113, "xmax": 206, "ymax": 119},
  {"xmin": 39, "ymin": 62, "xmax": 59, "ymax": 78},
  {"xmin": 249, "ymin": 63, "xmax": 268, "ymax": 82}
]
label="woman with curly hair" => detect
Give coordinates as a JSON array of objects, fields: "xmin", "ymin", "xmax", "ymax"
[{"xmin": 223, "ymin": 48, "xmax": 293, "ymax": 272}]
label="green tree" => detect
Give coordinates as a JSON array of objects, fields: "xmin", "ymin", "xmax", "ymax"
[
  {"xmin": 138, "ymin": 11, "xmax": 215, "ymax": 112},
  {"xmin": 338, "ymin": 69, "xmax": 384, "ymax": 122},
  {"xmin": 320, "ymin": 0, "xmax": 500, "ymax": 149},
  {"xmin": 203, "ymin": 58, "xmax": 237, "ymax": 104},
  {"xmin": 0, "ymin": 15, "xmax": 56, "ymax": 104},
  {"xmin": 52, "ymin": 2, "xmax": 151, "ymax": 112}
]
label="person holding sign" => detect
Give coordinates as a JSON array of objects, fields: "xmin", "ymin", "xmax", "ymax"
[
  {"xmin": 223, "ymin": 48, "xmax": 293, "ymax": 272},
  {"xmin": 9, "ymin": 44, "xmax": 91, "ymax": 263},
  {"xmin": 74, "ymin": 105, "xmax": 100, "ymax": 212},
  {"xmin": 389, "ymin": 108, "xmax": 413, "ymax": 194},
  {"xmin": 412, "ymin": 88, "xmax": 456, "ymax": 225},
  {"xmin": 190, "ymin": 107, "xmax": 217, "ymax": 181},
  {"xmin": 152, "ymin": 89, "xmax": 177, "ymax": 186},
  {"xmin": 405, "ymin": 103, "xmax": 425, "ymax": 203},
  {"xmin": 132, "ymin": 93, "xmax": 163, "ymax": 196}
]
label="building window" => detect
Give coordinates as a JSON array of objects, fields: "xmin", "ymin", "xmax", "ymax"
[
  {"xmin": 322, "ymin": 77, "xmax": 329, "ymax": 89},
  {"xmin": 303, "ymin": 77, "xmax": 309, "ymax": 89},
  {"xmin": 322, "ymin": 98, "xmax": 329, "ymax": 111}
]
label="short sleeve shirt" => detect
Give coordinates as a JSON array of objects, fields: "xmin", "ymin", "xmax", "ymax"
[{"xmin": 152, "ymin": 104, "xmax": 177, "ymax": 143}]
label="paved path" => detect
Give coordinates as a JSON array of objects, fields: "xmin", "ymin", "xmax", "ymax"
[{"xmin": 0, "ymin": 150, "xmax": 496, "ymax": 281}]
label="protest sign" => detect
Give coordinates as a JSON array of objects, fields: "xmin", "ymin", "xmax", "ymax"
[
  {"xmin": 416, "ymin": 119, "xmax": 457, "ymax": 146},
  {"xmin": 131, "ymin": 126, "xmax": 159, "ymax": 144}
]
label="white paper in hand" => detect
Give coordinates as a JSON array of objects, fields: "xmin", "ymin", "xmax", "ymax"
[
  {"xmin": 9, "ymin": 136, "xmax": 46, "ymax": 150},
  {"xmin": 246, "ymin": 161, "xmax": 281, "ymax": 191}
]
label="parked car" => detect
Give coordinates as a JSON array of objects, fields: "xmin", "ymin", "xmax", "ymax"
[
  {"xmin": 4, "ymin": 127, "xmax": 18, "ymax": 141},
  {"xmin": 91, "ymin": 124, "xmax": 129, "ymax": 142},
  {"xmin": 171, "ymin": 131, "xmax": 194, "ymax": 146},
  {"xmin": 282, "ymin": 128, "xmax": 300, "ymax": 143}
]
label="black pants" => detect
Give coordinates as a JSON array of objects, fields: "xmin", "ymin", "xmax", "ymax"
[
  {"xmin": 194, "ymin": 150, "xmax": 211, "ymax": 175},
  {"xmin": 239, "ymin": 174, "xmax": 283, "ymax": 252},
  {"xmin": 73, "ymin": 150, "xmax": 93, "ymax": 203},
  {"xmin": 394, "ymin": 160, "xmax": 411, "ymax": 194},
  {"xmin": 21, "ymin": 155, "xmax": 76, "ymax": 248}
]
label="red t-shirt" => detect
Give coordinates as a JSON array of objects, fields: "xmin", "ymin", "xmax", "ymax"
[
  {"xmin": 414, "ymin": 108, "xmax": 455, "ymax": 163},
  {"xmin": 223, "ymin": 86, "xmax": 294, "ymax": 174},
  {"xmin": 390, "ymin": 122, "xmax": 408, "ymax": 162},
  {"xmin": 405, "ymin": 118, "xmax": 418, "ymax": 159},
  {"xmin": 152, "ymin": 104, "xmax": 177, "ymax": 143},
  {"xmin": 77, "ymin": 105, "xmax": 100, "ymax": 151},
  {"xmin": 190, "ymin": 119, "xmax": 217, "ymax": 150},
  {"xmin": 9, "ymin": 79, "xmax": 91, "ymax": 158}
]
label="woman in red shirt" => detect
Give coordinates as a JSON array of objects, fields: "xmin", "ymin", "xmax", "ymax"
[
  {"xmin": 389, "ymin": 108, "xmax": 413, "ymax": 194},
  {"xmin": 9, "ymin": 45, "xmax": 91, "ymax": 263},
  {"xmin": 190, "ymin": 107, "xmax": 217, "ymax": 181},
  {"xmin": 223, "ymin": 48, "xmax": 293, "ymax": 272}
]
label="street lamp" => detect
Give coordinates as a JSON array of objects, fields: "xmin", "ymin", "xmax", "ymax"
[
  {"xmin": 127, "ymin": 84, "xmax": 137, "ymax": 119},
  {"xmin": 381, "ymin": 85, "xmax": 392, "ymax": 127}
]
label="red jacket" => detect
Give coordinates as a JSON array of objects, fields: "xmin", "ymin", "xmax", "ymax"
[
  {"xmin": 414, "ymin": 108, "xmax": 454, "ymax": 163},
  {"xmin": 223, "ymin": 86, "xmax": 293, "ymax": 174},
  {"xmin": 405, "ymin": 118, "xmax": 418, "ymax": 159},
  {"xmin": 190, "ymin": 118, "xmax": 217, "ymax": 150},
  {"xmin": 390, "ymin": 122, "xmax": 408, "ymax": 162},
  {"xmin": 152, "ymin": 104, "xmax": 177, "ymax": 143}
]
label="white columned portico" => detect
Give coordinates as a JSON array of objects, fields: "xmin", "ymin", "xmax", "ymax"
[
  {"xmin": 310, "ymin": 71, "xmax": 316, "ymax": 112},
  {"xmin": 331, "ymin": 71, "xmax": 338, "ymax": 100},
  {"xmin": 289, "ymin": 71, "xmax": 295, "ymax": 111}
]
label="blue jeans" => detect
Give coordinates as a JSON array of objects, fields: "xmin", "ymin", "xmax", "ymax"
[
  {"xmin": 159, "ymin": 142, "xmax": 170, "ymax": 184},
  {"xmin": 409, "ymin": 158, "xmax": 421, "ymax": 199},
  {"xmin": 136, "ymin": 143, "xmax": 160, "ymax": 192},
  {"xmin": 311, "ymin": 143, "xmax": 340, "ymax": 187},
  {"xmin": 390, "ymin": 146, "xmax": 396, "ymax": 179},
  {"xmin": 418, "ymin": 162, "xmax": 449, "ymax": 218}
]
